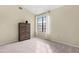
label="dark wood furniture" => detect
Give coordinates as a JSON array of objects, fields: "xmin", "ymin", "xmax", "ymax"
[{"xmin": 18, "ymin": 22, "xmax": 30, "ymax": 41}]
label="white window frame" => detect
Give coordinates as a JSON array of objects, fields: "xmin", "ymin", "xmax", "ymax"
[{"xmin": 36, "ymin": 15, "xmax": 47, "ymax": 33}]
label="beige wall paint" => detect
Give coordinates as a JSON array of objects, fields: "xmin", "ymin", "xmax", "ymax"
[
  {"xmin": 48, "ymin": 5, "xmax": 79, "ymax": 47},
  {"xmin": 0, "ymin": 5, "xmax": 35, "ymax": 45}
]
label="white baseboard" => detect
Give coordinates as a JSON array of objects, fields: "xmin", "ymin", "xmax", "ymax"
[
  {"xmin": 0, "ymin": 40, "xmax": 17, "ymax": 46},
  {"xmin": 48, "ymin": 39, "xmax": 79, "ymax": 48}
]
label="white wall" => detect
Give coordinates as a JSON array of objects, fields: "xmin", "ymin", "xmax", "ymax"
[
  {"xmin": 0, "ymin": 5, "xmax": 35, "ymax": 45},
  {"xmin": 48, "ymin": 5, "xmax": 79, "ymax": 47}
]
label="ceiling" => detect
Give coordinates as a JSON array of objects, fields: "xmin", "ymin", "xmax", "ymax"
[{"xmin": 22, "ymin": 5, "xmax": 63, "ymax": 15}]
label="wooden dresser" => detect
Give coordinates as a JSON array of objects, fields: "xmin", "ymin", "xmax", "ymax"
[{"xmin": 18, "ymin": 22, "xmax": 30, "ymax": 41}]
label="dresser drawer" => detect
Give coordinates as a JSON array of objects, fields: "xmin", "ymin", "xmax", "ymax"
[{"xmin": 19, "ymin": 23, "xmax": 30, "ymax": 41}]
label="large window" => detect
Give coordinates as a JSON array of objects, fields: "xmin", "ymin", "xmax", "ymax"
[{"xmin": 37, "ymin": 15, "xmax": 46, "ymax": 32}]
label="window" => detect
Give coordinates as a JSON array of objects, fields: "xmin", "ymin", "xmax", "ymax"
[{"xmin": 36, "ymin": 15, "xmax": 46, "ymax": 32}]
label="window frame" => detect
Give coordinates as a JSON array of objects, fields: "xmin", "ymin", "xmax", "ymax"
[{"xmin": 36, "ymin": 15, "xmax": 47, "ymax": 32}]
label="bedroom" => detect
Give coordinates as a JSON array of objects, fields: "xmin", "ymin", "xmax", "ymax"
[{"xmin": 0, "ymin": 5, "xmax": 79, "ymax": 53}]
